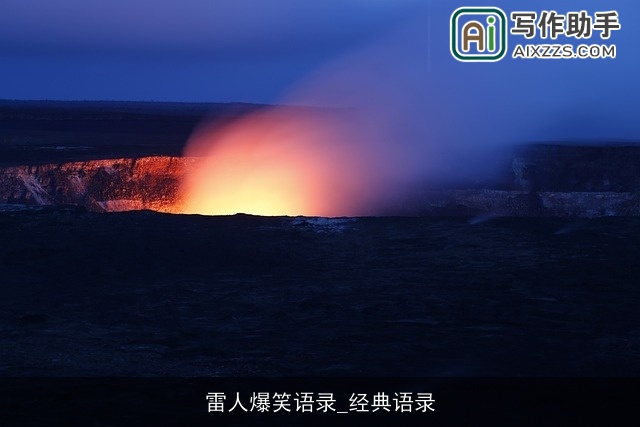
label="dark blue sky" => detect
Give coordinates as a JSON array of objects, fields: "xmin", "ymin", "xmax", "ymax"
[
  {"xmin": 0, "ymin": 0, "xmax": 426, "ymax": 102},
  {"xmin": 0, "ymin": 0, "xmax": 636, "ymax": 102},
  {"xmin": 1, "ymin": 0, "xmax": 639, "ymax": 142}
]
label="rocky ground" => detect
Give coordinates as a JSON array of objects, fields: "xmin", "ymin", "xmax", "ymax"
[{"xmin": 1, "ymin": 208, "xmax": 639, "ymax": 377}]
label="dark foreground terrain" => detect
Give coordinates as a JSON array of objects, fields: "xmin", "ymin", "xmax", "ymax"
[
  {"xmin": 1, "ymin": 208, "xmax": 638, "ymax": 377},
  {"xmin": 2, "ymin": 209, "xmax": 639, "ymax": 425}
]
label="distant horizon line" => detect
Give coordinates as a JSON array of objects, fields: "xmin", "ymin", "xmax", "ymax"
[
  {"xmin": 0, "ymin": 98, "xmax": 349, "ymax": 112},
  {"xmin": 0, "ymin": 98, "xmax": 269, "ymax": 106}
]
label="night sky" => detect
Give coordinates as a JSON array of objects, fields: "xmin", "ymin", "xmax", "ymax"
[
  {"xmin": 1, "ymin": 0, "xmax": 639, "ymax": 142},
  {"xmin": 0, "ymin": 0, "xmax": 424, "ymax": 102}
]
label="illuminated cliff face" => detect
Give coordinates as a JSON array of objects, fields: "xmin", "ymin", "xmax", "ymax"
[
  {"xmin": 0, "ymin": 156, "xmax": 196, "ymax": 213},
  {"xmin": 1, "ymin": 145, "xmax": 639, "ymax": 217}
]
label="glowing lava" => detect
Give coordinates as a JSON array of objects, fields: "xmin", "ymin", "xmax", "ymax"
[{"xmin": 179, "ymin": 108, "xmax": 379, "ymax": 217}]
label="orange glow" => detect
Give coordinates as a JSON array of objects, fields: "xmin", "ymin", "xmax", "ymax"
[{"xmin": 179, "ymin": 108, "xmax": 379, "ymax": 217}]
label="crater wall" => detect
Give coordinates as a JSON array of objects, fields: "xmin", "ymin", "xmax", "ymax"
[{"xmin": 1, "ymin": 145, "xmax": 640, "ymax": 217}]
